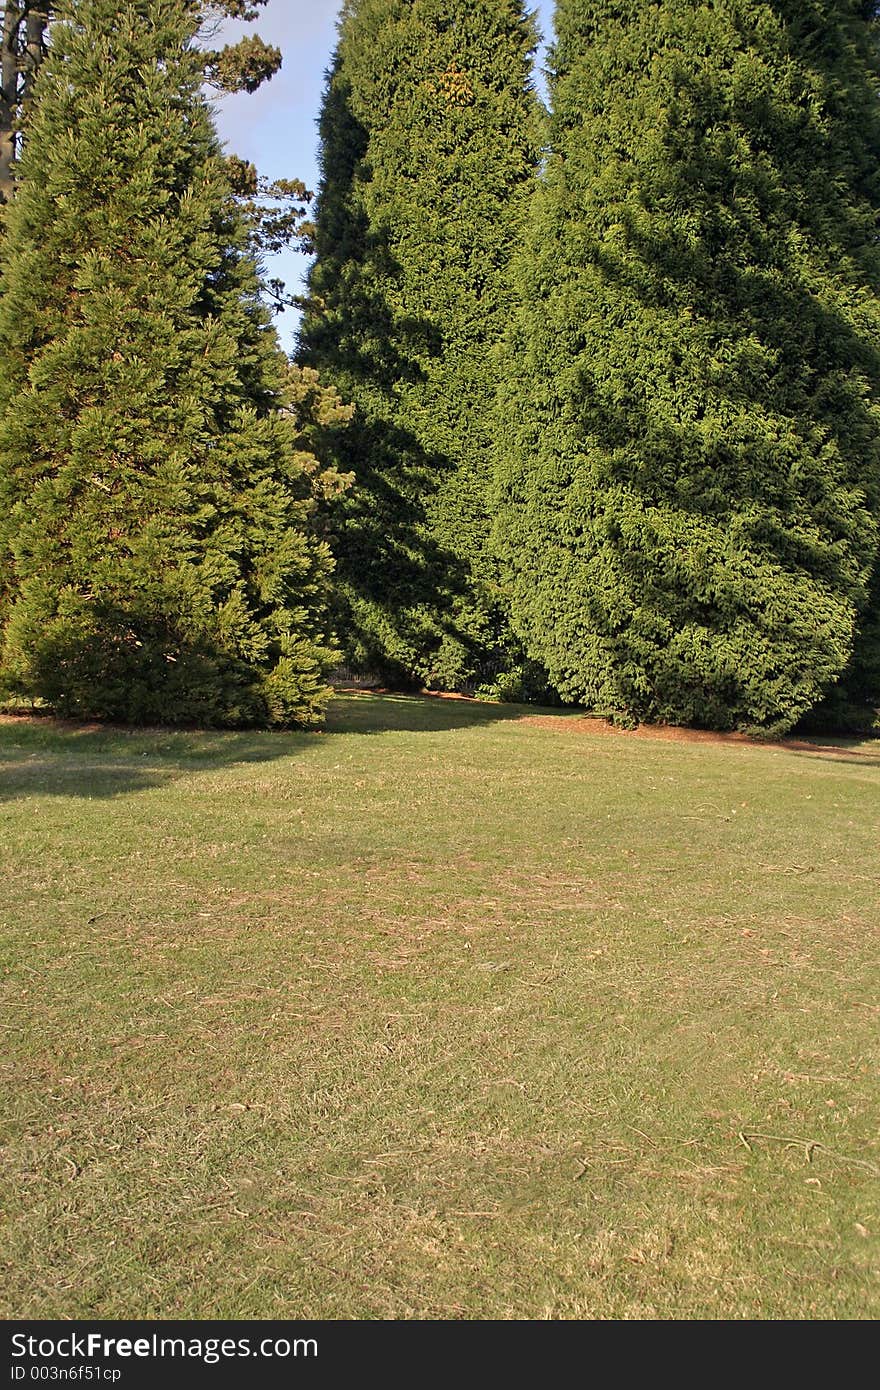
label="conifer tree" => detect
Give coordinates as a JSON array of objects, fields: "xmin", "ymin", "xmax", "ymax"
[
  {"xmin": 495, "ymin": 0, "xmax": 880, "ymax": 734},
  {"xmin": 301, "ymin": 0, "xmax": 542, "ymax": 689},
  {"xmin": 0, "ymin": 0, "xmax": 280, "ymax": 202},
  {"xmin": 0, "ymin": 0, "xmax": 346, "ymax": 726}
]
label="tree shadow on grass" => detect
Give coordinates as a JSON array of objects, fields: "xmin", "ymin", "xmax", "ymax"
[
  {"xmin": 0, "ymin": 693, "xmax": 542, "ymax": 801},
  {"xmin": 328, "ymin": 694, "xmax": 880, "ymax": 758},
  {"xmin": 784, "ymin": 745, "xmax": 880, "ymax": 769},
  {"xmin": 2, "ymin": 696, "xmax": 874, "ymax": 804},
  {"xmin": 325, "ymin": 690, "xmax": 544, "ymax": 735},
  {"xmin": 0, "ymin": 720, "xmax": 319, "ymax": 802}
]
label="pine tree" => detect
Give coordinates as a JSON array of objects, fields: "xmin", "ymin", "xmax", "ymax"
[
  {"xmin": 495, "ymin": 0, "xmax": 880, "ymax": 735},
  {"xmin": 0, "ymin": 0, "xmax": 345, "ymax": 727},
  {"xmin": 301, "ymin": 0, "xmax": 542, "ymax": 690},
  {"xmin": 0, "ymin": 0, "xmax": 280, "ymax": 203}
]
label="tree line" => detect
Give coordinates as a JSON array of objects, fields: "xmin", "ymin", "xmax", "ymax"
[{"xmin": 0, "ymin": 0, "xmax": 878, "ymax": 735}]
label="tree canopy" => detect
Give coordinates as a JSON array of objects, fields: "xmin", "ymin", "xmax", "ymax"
[
  {"xmin": 0, "ymin": 0, "xmax": 345, "ymax": 726},
  {"xmin": 301, "ymin": 0, "xmax": 543, "ymax": 690},
  {"xmin": 494, "ymin": 0, "xmax": 880, "ymax": 734}
]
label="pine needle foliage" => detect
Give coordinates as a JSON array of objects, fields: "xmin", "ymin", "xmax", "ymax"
[{"xmin": 0, "ymin": 0, "xmax": 345, "ymax": 726}]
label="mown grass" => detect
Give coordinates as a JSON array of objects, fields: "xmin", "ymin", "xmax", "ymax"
[{"xmin": 1, "ymin": 692, "xmax": 878, "ymax": 1319}]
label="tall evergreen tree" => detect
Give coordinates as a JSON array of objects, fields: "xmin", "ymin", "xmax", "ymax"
[
  {"xmin": 0, "ymin": 0, "xmax": 346, "ymax": 727},
  {"xmin": 301, "ymin": 0, "xmax": 542, "ymax": 689},
  {"xmin": 495, "ymin": 0, "xmax": 880, "ymax": 734},
  {"xmin": 0, "ymin": 0, "xmax": 281, "ymax": 203}
]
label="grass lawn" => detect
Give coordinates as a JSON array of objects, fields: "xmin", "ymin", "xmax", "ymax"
[{"xmin": 1, "ymin": 692, "xmax": 878, "ymax": 1319}]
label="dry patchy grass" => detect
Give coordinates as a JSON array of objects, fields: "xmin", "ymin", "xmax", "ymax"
[{"xmin": 1, "ymin": 694, "xmax": 878, "ymax": 1318}]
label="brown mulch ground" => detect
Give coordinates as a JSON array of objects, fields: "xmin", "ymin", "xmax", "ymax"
[
  {"xmin": 414, "ymin": 689, "xmax": 876, "ymax": 759},
  {"xmin": 514, "ymin": 712, "xmax": 871, "ymax": 757}
]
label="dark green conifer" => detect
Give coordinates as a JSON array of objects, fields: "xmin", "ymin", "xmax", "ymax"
[
  {"xmin": 301, "ymin": 0, "xmax": 542, "ymax": 689},
  {"xmin": 0, "ymin": 0, "xmax": 344, "ymax": 726},
  {"xmin": 495, "ymin": 0, "xmax": 880, "ymax": 734}
]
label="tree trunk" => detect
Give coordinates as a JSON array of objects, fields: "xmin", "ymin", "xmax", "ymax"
[
  {"xmin": 0, "ymin": 2, "xmax": 23, "ymax": 204},
  {"xmin": 21, "ymin": 1, "xmax": 48, "ymax": 108}
]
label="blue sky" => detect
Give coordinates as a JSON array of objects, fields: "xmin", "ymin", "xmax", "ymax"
[{"xmin": 212, "ymin": 1, "xmax": 556, "ymax": 349}]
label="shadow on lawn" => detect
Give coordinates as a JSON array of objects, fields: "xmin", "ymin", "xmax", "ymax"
[
  {"xmin": 0, "ymin": 723, "xmax": 318, "ymax": 802},
  {"xmin": 326, "ymin": 690, "xmax": 538, "ymax": 735},
  {"xmin": 785, "ymin": 747, "xmax": 880, "ymax": 769},
  {"xmin": 0, "ymin": 693, "xmax": 534, "ymax": 801},
  {"xmin": 5, "ymin": 695, "xmax": 871, "ymax": 805}
]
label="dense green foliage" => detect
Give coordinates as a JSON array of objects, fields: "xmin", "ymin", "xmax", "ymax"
[
  {"xmin": 0, "ymin": 1, "xmax": 280, "ymax": 204},
  {"xmin": 495, "ymin": 0, "xmax": 880, "ymax": 734},
  {"xmin": 301, "ymin": 0, "xmax": 542, "ymax": 689},
  {"xmin": 0, "ymin": 0, "xmax": 345, "ymax": 727}
]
